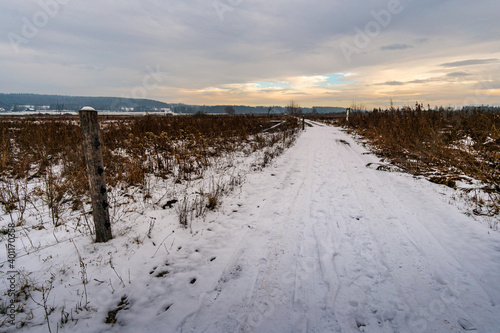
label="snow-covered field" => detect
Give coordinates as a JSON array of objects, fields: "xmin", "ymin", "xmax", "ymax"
[{"xmin": 2, "ymin": 122, "xmax": 500, "ymax": 332}]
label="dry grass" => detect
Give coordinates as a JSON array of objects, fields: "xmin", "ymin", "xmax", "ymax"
[{"xmin": 0, "ymin": 114, "xmax": 300, "ymax": 226}]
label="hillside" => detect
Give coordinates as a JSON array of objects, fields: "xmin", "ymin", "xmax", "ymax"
[{"xmin": 0, "ymin": 93, "xmax": 170, "ymax": 111}]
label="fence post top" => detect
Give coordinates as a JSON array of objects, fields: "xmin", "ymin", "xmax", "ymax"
[{"xmin": 80, "ymin": 106, "xmax": 96, "ymax": 112}]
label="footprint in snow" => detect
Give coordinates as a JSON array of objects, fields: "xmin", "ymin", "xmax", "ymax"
[{"xmin": 458, "ymin": 318, "xmax": 477, "ymax": 331}]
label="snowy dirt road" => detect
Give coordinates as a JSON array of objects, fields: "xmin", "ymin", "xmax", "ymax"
[{"xmin": 123, "ymin": 123, "xmax": 500, "ymax": 333}]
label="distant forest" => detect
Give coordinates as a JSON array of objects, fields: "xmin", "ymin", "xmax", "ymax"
[
  {"xmin": 0, "ymin": 93, "xmax": 346, "ymax": 114},
  {"xmin": 0, "ymin": 93, "xmax": 169, "ymax": 112},
  {"xmin": 171, "ymin": 105, "xmax": 346, "ymax": 115}
]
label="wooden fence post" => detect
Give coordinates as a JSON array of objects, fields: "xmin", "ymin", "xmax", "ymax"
[{"xmin": 79, "ymin": 107, "xmax": 112, "ymax": 243}]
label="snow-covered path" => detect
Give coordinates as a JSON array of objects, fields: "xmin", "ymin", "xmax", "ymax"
[{"xmin": 127, "ymin": 123, "xmax": 500, "ymax": 333}]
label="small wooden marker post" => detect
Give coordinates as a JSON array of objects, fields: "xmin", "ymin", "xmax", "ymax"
[
  {"xmin": 346, "ymin": 108, "xmax": 350, "ymax": 123},
  {"xmin": 79, "ymin": 107, "xmax": 112, "ymax": 242}
]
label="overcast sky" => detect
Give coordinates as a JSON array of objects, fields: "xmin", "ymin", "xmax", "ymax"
[{"xmin": 1, "ymin": 0, "xmax": 499, "ymax": 108}]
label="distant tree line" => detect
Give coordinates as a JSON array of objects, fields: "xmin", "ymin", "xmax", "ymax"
[
  {"xmin": 0, "ymin": 93, "xmax": 348, "ymax": 114},
  {"xmin": 0, "ymin": 93, "xmax": 169, "ymax": 111},
  {"xmin": 171, "ymin": 104, "xmax": 346, "ymax": 114}
]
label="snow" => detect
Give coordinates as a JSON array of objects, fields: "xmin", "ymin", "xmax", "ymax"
[{"xmin": 2, "ymin": 123, "xmax": 500, "ymax": 332}]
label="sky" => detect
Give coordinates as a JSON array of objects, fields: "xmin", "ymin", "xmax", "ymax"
[{"xmin": 1, "ymin": 0, "xmax": 499, "ymax": 108}]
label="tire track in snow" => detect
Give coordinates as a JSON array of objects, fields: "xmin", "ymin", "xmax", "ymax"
[
  {"xmin": 178, "ymin": 135, "xmax": 310, "ymax": 333},
  {"xmin": 311, "ymin": 134, "xmax": 403, "ymax": 332},
  {"xmin": 286, "ymin": 141, "xmax": 342, "ymax": 332}
]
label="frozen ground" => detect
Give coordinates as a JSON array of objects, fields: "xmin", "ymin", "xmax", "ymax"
[{"xmin": 2, "ymin": 122, "xmax": 500, "ymax": 332}]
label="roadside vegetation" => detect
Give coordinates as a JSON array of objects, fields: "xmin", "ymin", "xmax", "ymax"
[{"xmin": 0, "ymin": 114, "xmax": 300, "ymax": 228}]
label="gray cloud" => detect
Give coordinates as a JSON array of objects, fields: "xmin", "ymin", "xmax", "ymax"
[
  {"xmin": 377, "ymin": 81, "xmax": 405, "ymax": 86},
  {"xmin": 407, "ymin": 78, "xmax": 437, "ymax": 84},
  {"xmin": 446, "ymin": 72, "xmax": 470, "ymax": 77},
  {"xmin": 440, "ymin": 59, "xmax": 499, "ymax": 68},
  {"xmin": 380, "ymin": 44, "xmax": 412, "ymax": 51},
  {"xmin": 377, "ymin": 72, "xmax": 473, "ymax": 86}
]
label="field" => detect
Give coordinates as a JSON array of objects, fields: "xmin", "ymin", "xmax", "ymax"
[
  {"xmin": 0, "ymin": 114, "xmax": 300, "ymax": 228},
  {"xmin": 1, "ymin": 109, "xmax": 500, "ymax": 332}
]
